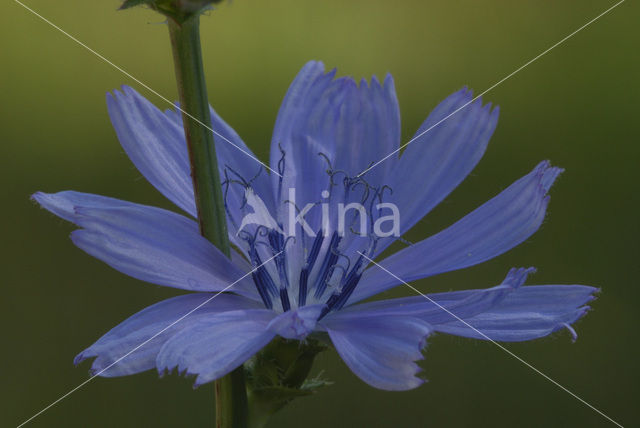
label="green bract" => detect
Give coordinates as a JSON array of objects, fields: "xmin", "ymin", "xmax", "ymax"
[{"xmin": 120, "ymin": 0, "xmax": 225, "ymax": 23}]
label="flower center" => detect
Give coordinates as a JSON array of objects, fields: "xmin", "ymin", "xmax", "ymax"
[{"xmin": 227, "ymin": 152, "xmax": 391, "ymax": 317}]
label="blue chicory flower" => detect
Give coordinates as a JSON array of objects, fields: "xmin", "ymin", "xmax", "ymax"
[{"xmin": 33, "ymin": 61, "xmax": 596, "ymax": 391}]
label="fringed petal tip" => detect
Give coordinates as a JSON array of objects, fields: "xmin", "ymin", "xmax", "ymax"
[
  {"xmin": 73, "ymin": 351, "xmax": 89, "ymax": 367},
  {"xmin": 432, "ymin": 282, "xmax": 597, "ymax": 343},
  {"xmin": 86, "ymin": 361, "xmax": 107, "ymax": 378},
  {"xmin": 79, "ymin": 354, "xmax": 121, "ymax": 379},
  {"xmin": 502, "ymin": 267, "xmax": 537, "ymax": 288},
  {"xmin": 544, "ymin": 288, "xmax": 596, "ymax": 344},
  {"xmin": 30, "ymin": 191, "xmax": 43, "ymax": 203},
  {"xmin": 324, "ymin": 314, "xmax": 433, "ymax": 390},
  {"xmin": 450, "ymin": 86, "xmax": 500, "ymax": 114},
  {"xmin": 156, "ymin": 364, "xmax": 204, "ymax": 389},
  {"xmin": 31, "ymin": 191, "xmax": 76, "ymax": 223},
  {"xmin": 563, "ymin": 323, "xmax": 579, "ymax": 343},
  {"xmin": 302, "ymin": 59, "xmax": 400, "ymax": 93},
  {"xmin": 111, "ymin": 84, "xmax": 136, "ymax": 97},
  {"xmin": 106, "ymin": 85, "xmax": 133, "ymax": 106},
  {"xmin": 534, "ymin": 160, "xmax": 564, "ymax": 193},
  {"xmin": 383, "ymin": 73, "xmax": 395, "ymax": 89},
  {"xmin": 155, "ymin": 360, "xmax": 232, "ymax": 390},
  {"xmin": 458, "ymin": 85, "xmax": 472, "ymax": 98},
  {"xmin": 418, "ymin": 333, "xmax": 430, "ymax": 351},
  {"xmin": 564, "ymin": 304, "xmax": 593, "ymax": 343},
  {"xmin": 191, "ymin": 380, "xmax": 205, "ymax": 389},
  {"xmin": 74, "ymin": 349, "xmax": 120, "ymax": 378},
  {"xmin": 87, "ymin": 363, "xmax": 114, "ymax": 378}
]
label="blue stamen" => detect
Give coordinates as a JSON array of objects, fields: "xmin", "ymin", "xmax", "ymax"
[
  {"xmin": 307, "ymin": 232, "xmax": 325, "ymax": 269},
  {"xmin": 318, "ymin": 258, "xmax": 363, "ymax": 319},
  {"xmin": 313, "ymin": 232, "xmax": 341, "ymax": 298},
  {"xmin": 252, "ymin": 271, "xmax": 273, "ymax": 309},
  {"xmin": 319, "ymin": 236, "xmax": 378, "ymax": 319},
  {"xmin": 319, "ymin": 295, "xmax": 338, "ymax": 319},
  {"xmin": 331, "ymin": 269, "xmax": 363, "ymax": 310},
  {"xmin": 298, "ymin": 268, "xmax": 309, "ymax": 307},
  {"xmin": 280, "ymin": 288, "xmax": 291, "ymax": 311},
  {"xmin": 249, "ymin": 244, "xmax": 278, "ymax": 296},
  {"xmin": 268, "ymin": 230, "xmax": 293, "ymax": 311},
  {"xmin": 298, "ymin": 232, "xmax": 324, "ymax": 307}
]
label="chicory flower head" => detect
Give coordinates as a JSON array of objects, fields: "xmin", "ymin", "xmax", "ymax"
[{"xmin": 33, "ymin": 61, "xmax": 596, "ymax": 391}]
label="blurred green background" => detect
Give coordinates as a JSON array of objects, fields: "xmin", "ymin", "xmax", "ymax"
[{"xmin": 2, "ymin": 0, "xmax": 638, "ymax": 426}]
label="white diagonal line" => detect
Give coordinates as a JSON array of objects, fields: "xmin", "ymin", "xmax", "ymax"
[
  {"xmin": 16, "ymin": 251, "xmax": 282, "ymax": 428},
  {"xmin": 356, "ymin": 0, "xmax": 625, "ymax": 178},
  {"xmin": 357, "ymin": 252, "xmax": 624, "ymax": 427},
  {"xmin": 14, "ymin": 0, "xmax": 282, "ymax": 178}
]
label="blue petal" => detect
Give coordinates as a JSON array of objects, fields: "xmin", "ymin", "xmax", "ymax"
[
  {"xmin": 156, "ymin": 309, "xmax": 276, "ymax": 387},
  {"xmin": 31, "ymin": 191, "xmax": 130, "ymax": 223},
  {"xmin": 33, "ymin": 191, "xmax": 258, "ymax": 298},
  {"xmin": 270, "ymin": 61, "xmax": 337, "ymax": 227},
  {"xmin": 270, "ymin": 62, "xmax": 402, "ymax": 280},
  {"xmin": 270, "ymin": 62, "xmax": 401, "ymax": 224},
  {"xmin": 75, "ymin": 293, "xmax": 260, "ymax": 377},
  {"xmin": 340, "ymin": 268, "xmax": 536, "ymax": 324},
  {"xmin": 332, "ymin": 74, "xmax": 401, "ymax": 185},
  {"xmin": 434, "ymin": 284, "xmax": 596, "ymax": 342},
  {"xmin": 385, "ymin": 88, "xmax": 499, "ymax": 244},
  {"xmin": 340, "ymin": 267, "xmax": 596, "ymax": 343},
  {"xmin": 109, "ymin": 86, "xmax": 274, "ymax": 250},
  {"xmin": 269, "ymin": 61, "xmax": 344, "ymax": 278},
  {"xmin": 107, "ymin": 86, "xmax": 196, "ymax": 216},
  {"xmin": 270, "ymin": 60, "xmax": 335, "ymax": 171},
  {"xmin": 321, "ymin": 314, "xmax": 432, "ymax": 390},
  {"xmin": 350, "ymin": 161, "xmax": 562, "ymax": 303}
]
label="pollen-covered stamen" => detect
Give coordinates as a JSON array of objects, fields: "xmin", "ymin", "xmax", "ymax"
[
  {"xmin": 305, "ymin": 162, "xmax": 379, "ymax": 304},
  {"xmin": 248, "ymin": 245, "xmax": 276, "ymax": 309},
  {"xmin": 319, "ymin": 238, "xmax": 378, "ymax": 319},
  {"xmin": 298, "ymin": 269, "xmax": 309, "ymax": 308},
  {"xmin": 268, "ymin": 229, "xmax": 293, "ymax": 311},
  {"xmin": 279, "ymin": 288, "xmax": 291, "ymax": 312},
  {"xmin": 299, "ymin": 155, "xmax": 390, "ymax": 311},
  {"xmin": 298, "ymin": 232, "xmax": 324, "ymax": 307},
  {"xmin": 313, "ymin": 231, "xmax": 341, "ymax": 299},
  {"xmin": 321, "ymin": 257, "xmax": 364, "ymax": 315},
  {"xmin": 242, "ymin": 227, "xmax": 280, "ymax": 309},
  {"xmin": 251, "ymin": 271, "xmax": 273, "ymax": 309}
]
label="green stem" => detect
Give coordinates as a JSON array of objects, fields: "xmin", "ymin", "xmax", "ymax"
[
  {"xmin": 168, "ymin": 16, "xmax": 229, "ymax": 255},
  {"xmin": 167, "ymin": 16, "xmax": 248, "ymax": 428}
]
